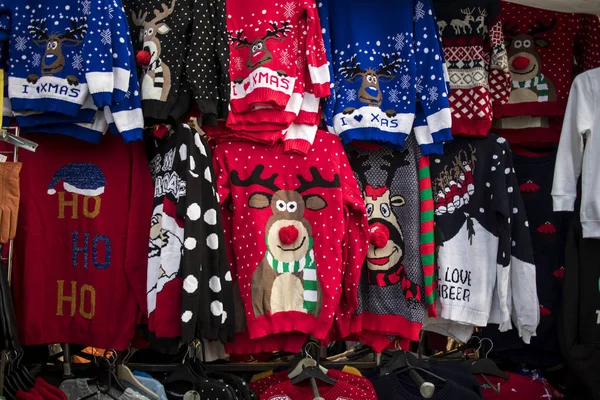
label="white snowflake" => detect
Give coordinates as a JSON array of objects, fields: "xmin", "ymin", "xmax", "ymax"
[
  {"xmin": 125, "ymin": 90, "xmax": 131, "ymax": 99},
  {"xmin": 414, "ymin": 1, "xmax": 425, "ymax": 20},
  {"xmin": 345, "ymin": 89, "xmax": 357, "ymax": 102},
  {"xmin": 296, "ymin": 52, "xmax": 305, "ymax": 70},
  {"xmin": 232, "ymin": 56, "xmax": 244, "ymax": 71},
  {"xmin": 108, "ymin": 4, "xmax": 114, "ymax": 19},
  {"xmin": 292, "ymin": 38, "xmax": 299, "ymax": 54},
  {"xmin": 388, "ymin": 89, "xmax": 400, "ymax": 103},
  {"xmin": 71, "ymin": 53, "xmax": 83, "ymax": 70},
  {"xmin": 283, "ymin": 2, "xmax": 296, "ymax": 19},
  {"xmin": 400, "ymin": 75, "xmax": 411, "ymax": 89},
  {"xmin": 82, "ymin": 0, "xmax": 91, "ymax": 15},
  {"xmin": 280, "ymin": 48, "xmax": 292, "ymax": 67},
  {"xmin": 428, "ymin": 86, "xmax": 439, "ymax": 104},
  {"xmin": 415, "ymin": 77, "xmax": 423, "ymax": 93},
  {"xmin": 15, "ymin": 36, "xmax": 27, "ymax": 51},
  {"xmin": 31, "ymin": 53, "xmax": 41, "ymax": 67},
  {"xmin": 393, "ymin": 33, "xmax": 405, "ymax": 51},
  {"xmin": 100, "ymin": 28, "xmax": 111, "ymax": 45}
]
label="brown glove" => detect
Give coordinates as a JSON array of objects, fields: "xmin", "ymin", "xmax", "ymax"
[{"xmin": 0, "ymin": 162, "xmax": 22, "ymax": 243}]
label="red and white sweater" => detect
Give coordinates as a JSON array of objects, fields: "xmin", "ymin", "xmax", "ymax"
[
  {"xmin": 226, "ymin": 0, "xmax": 329, "ymax": 116},
  {"xmin": 493, "ymin": 3, "xmax": 600, "ymax": 143},
  {"xmin": 212, "ymin": 130, "xmax": 369, "ymax": 341}
]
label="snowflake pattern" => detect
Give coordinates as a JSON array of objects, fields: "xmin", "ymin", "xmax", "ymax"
[
  {"xmin": 388, "ymin": 89, "xmax": 400, "ymax": 103},
  {"xmin": 345, "ymin": 89, "xmax": 357, "ymax": 101},
  {"xmin": 283, "ymin": 2, "xmax": 296, "ymax": 19},
  {"xmin": 108, "ymin": 4, "xmax": 114, "ymax": 19},
  {"xmin": 428, "ymin": 87, "xmax": 438, "ymax": 104},
  {"xmin": 414, "ymin": 1, "xmax": 425, "ymax": 20},
  {"xmin": 280, "ymin": 48, "xmax": 292, "ymax": 67},
  {"xmin": 71, "ymin": 53, "xmax": 83, "ymax": 70},
  {"xmin": 31, "ymin": 53, "xmax": 41, "ymax": 67},
  {"xmin": 15, "ymin": 36, "xmax": 27, "ymax": 52},
  {"xmin": 232, "ymin": 56, "xmax": 244, "ymax": 71},
  {"xmin": 400, "ymin": 75, "xmax": 411, "ymax": 89},
  {"xmin": 82, "ymin": 0, "xmax": 92, "ymax": 15},
  {"xmin": 296, "ymin": 52, "xmax": 305, "ymax": 71},
  {"xmin": 393, "ymin": 33, "xmax": 405, "ymax": 51},
  {"xmin": 415, "ymin": 77, "xmax": 423, "ymax": 93},
  {"xmin": 100, "ymin": 28, "xmax": 111, "ymax": 45}
]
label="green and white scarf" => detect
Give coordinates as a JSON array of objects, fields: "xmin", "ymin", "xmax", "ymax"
[
  {"xmin": 265, "ymin": 236, "xmax": 318, "ymax": 312},
  {"xmin": 512, "ymin": 73, "xmax": 549, "ymax": 102}
]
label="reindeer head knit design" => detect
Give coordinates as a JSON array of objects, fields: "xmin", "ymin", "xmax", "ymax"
[
  {"xmin": 492, "ymin": 2, "xmax": 600, "ymax": 134},
  {"xmin": 230, "ymin": 165, "xmax": 340, "ymax": 317},
  {"xmin": 131, "ymin": 0, "xmax": 176, "ymax": 102}
]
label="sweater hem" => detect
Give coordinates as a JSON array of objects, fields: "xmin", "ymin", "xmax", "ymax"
[
  {"xmin": 340, "ymin": 128, "xmax": 409, "ymax": 147},
  {"xmin": 230, "ymin": 89, "xmax": 291, "ymax": 115},
  {"xmin": 451, "ymin": 118, "xmax": 491, "ymax": 137},
  {"xmin": 439, "ymin": 304, "xmax": 489, "ymax": 327},
  {"xmin": 581, "ymin": 220, "xmax": 600, "ymax": 239},
  {"xmin": 494, "ymin": 101, "xmax": 566, "ymax": 118},
  {"xmin": 11, "ymin": 98, "xmax": 82, "ymax": 117},
  {"xmin": 248, "ymin": 312, "xmax": 333, "ymax": 340},
  {"xmin": 359, "ymin": 312, "xmax": 423, "ymax": 341},
  {"xmin": 21, "ymin": 328, "xmax": 132, "ymax": 351}
]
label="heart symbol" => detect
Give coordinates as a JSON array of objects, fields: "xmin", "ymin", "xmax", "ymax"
[
  {"xmin": 243, "ymin": 82, "xmax": 250, "ymax": 91},
  {"xmin": 354, "ymin": 115, "xmax": 363, "ymax": 122}
]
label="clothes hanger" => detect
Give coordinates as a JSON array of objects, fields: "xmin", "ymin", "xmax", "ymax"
[
  {"xmin": 290, "ymin": 343, "xmax": 336, "ymax": 400},
  {"xmin": 287, "ymin": 341, "xmax": 328, "ymax": 379},
  {"xmin": 466, "ymin": 338, "xmax": 506, "ymax": 393},
  {"xmin": 118, "ymin": 348, "xmax": 159, "ymax": 400},
  {"xmin": 80, "ymin": 351, "xmax": 124, "ymax": 399}
]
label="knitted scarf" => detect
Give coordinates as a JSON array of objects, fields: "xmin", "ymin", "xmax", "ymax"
[
  {"xmin": 265, "ymin": 237, "xmax": 318, "ymax": 312},
  {"xmin": 512, "ymin": 74, "xmax": 549, "ymax": 102}
]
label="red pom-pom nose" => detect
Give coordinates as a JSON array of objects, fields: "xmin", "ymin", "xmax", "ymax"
[
  {"xmin": 279, "ymin": 225, "xmax": 299, "ymax": 245},
  {"xmin": 369, "ymin": 222, "xmax": 390, "ymax": 249},
  {"xmin": 136, "ymin": 50, "xmax": 151, "ymax": 67},
  {"xmin": 512, "ymin": 56, "xmax": 530, "ymax": 70}
]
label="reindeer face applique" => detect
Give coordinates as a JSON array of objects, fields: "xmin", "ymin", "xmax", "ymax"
[
  {"xmin": 132, "ymin": 0, "xmax": 176, "ymax": 102},
  {"xmin": 504, "ymin": 20, "xmax": 557, "ymax": 103},
  {"xmin": 27, "ymin": 17, "xmax": 88, "ymax": 85},
  {"xmin": 433, "ymin": 144, "xmax": 477, "ymax": 216},
  {"xmin": 230, "ymin": 165, "xmax": 340, "ymax": 318},
  {"xmin": 338, "ymin": 53, "xmax": 402, "ymax": 117},
  {"xmin": 228, "ymin": 21, "xmax": 292, "ymax": 75}
]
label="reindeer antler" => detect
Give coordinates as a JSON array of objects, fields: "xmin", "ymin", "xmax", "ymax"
[
  {"xmin": 296, "ymin": 167, "xmax": 340, "ymax": 193},
  {"xmin": 377, "ymin": 53, "xmax": 402, "ymax": 77},
  {"xmin": 228, "ymin": 29, "xmax": 251, "ymax": 48},
  {"xmin": 131, "ymin": 9, "xmax": 148, "ymax": 26},
  {"xmin": 503, "ymin": 22, "xmax": 520, "ymax": 38},
  {"xmin": 150, "ymin": 0, "xmax": 176, "ymax": 24},
  {"xmin": 338, "ymin": 54, "xmax": 364, "ymax": 80},
  {"xmin": 61, "ymin": 17, "xmax": 87, "ymax": 42},
  {"xmin": 28, "ymin": 18, "xmax": 48, "ymax": 42},
  {"xmin": 231, "ymin": 165, "xmax": 280, "ymax": 192},
  {"xmin": 527, "ymin": 19, "xmax": 557, "ymax": 36},
  {"xmin": 380, "ymin": 150, "xmax": 409, "ymax": 189},
  {"xmin": 264, "ymin": 20, "xmax": 292, "ymax": 42}
]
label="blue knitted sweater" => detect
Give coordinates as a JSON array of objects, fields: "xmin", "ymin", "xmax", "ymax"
[{"xmin": 319, "ymin": 0, "xmax": 452, "ymax": 152}]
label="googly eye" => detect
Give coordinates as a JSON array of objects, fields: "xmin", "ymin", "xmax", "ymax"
[
  {"xmin": 380, "ymin": 203, "xmax": 391, "ymax": 218},
  {"xmin": 276, "ymin": 200, "xmax": 286, "ymax": 211},
  {"xmin": 366, "ymin": 203, "xmax": 374, "ymax": 217},
  {"xmin": 287, "ymin": 201, "xmax": 297, "ymax": 212}
]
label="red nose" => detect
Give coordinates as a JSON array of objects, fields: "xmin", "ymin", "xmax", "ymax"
[
  {"xmin": 279, "ymin": 225, "xmax": 299, "ymax": 245},
  {"xmin": 370, "ymin": 222, "xmax": 390, "ymax": 249},
  {"xmin": 136, "ymin": 50, "xmax": 151, "ymax": 67},
  {"xmin": 512, "ymin": 56, "xmax": 530, "ymax": 70}
]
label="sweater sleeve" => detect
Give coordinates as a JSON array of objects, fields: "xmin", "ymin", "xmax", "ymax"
[
  {"xmin": 84, "ymin": 0, "xmax": 115, "ymax": 107},
  {"xmin": 340, "ymin": 148, "xmax": 369, "ymax": 312},
  {"xmin": 317, "ymin": 0, "xmax": 336, "ymax": 133},
  {"xmin": 302, "ymin": 0, "xmax": 330, "ymax": 98},
  {"xmin": 488, "ymin": 18, "xmax": 511, "ymax": 109},
  {"xmin": 413, "ymin": 101, "xmax": 445, "ymax": 156},
  {"xmin": 552, "ymin": 73, "xmax": 593, "ymax": 212},
  {"xmin": 107, "ymin": 51, "xmax": 144, "ymax": 143},
  {"xmin": 109, "ymin": 0, "xmax": 132, "ymax": 104},
  {"xmin": 178, "ymin": 127, "xmax": 234, "ymax": 343},
  {"xmin": 186, "ymin": 0, "xmax": 229, "ymax": 125},
  {"xmin": 418, "ymin": 155, "xmax": 437, "ymax": 318},
  {"xmin": 124, "ymin": 140, "xmax": 154, "ymax": 321},
  {"xmin": 413, "ymin": 0, "xmax": 452, "ymax": 145}
]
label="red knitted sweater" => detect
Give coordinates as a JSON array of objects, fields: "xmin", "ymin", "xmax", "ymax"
[{"xmin": 212, "ymin": 131, "xmax": 369, "ymax": 341}]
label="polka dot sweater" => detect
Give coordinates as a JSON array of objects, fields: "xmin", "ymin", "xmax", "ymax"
[
  {"xmin": 146, "ymin": 122, "xmax": 234, "ymax": 344},
  {"xmin": 493, "ymin": 3, "xmax": 600, "ymax": 143},
  {"xmin": 212, "ymin": 130, "xmax": 370, "ymax": 342},
  {"xmin": 423, "ymin": 134, "xmax": 539, "ymax": 344}
]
